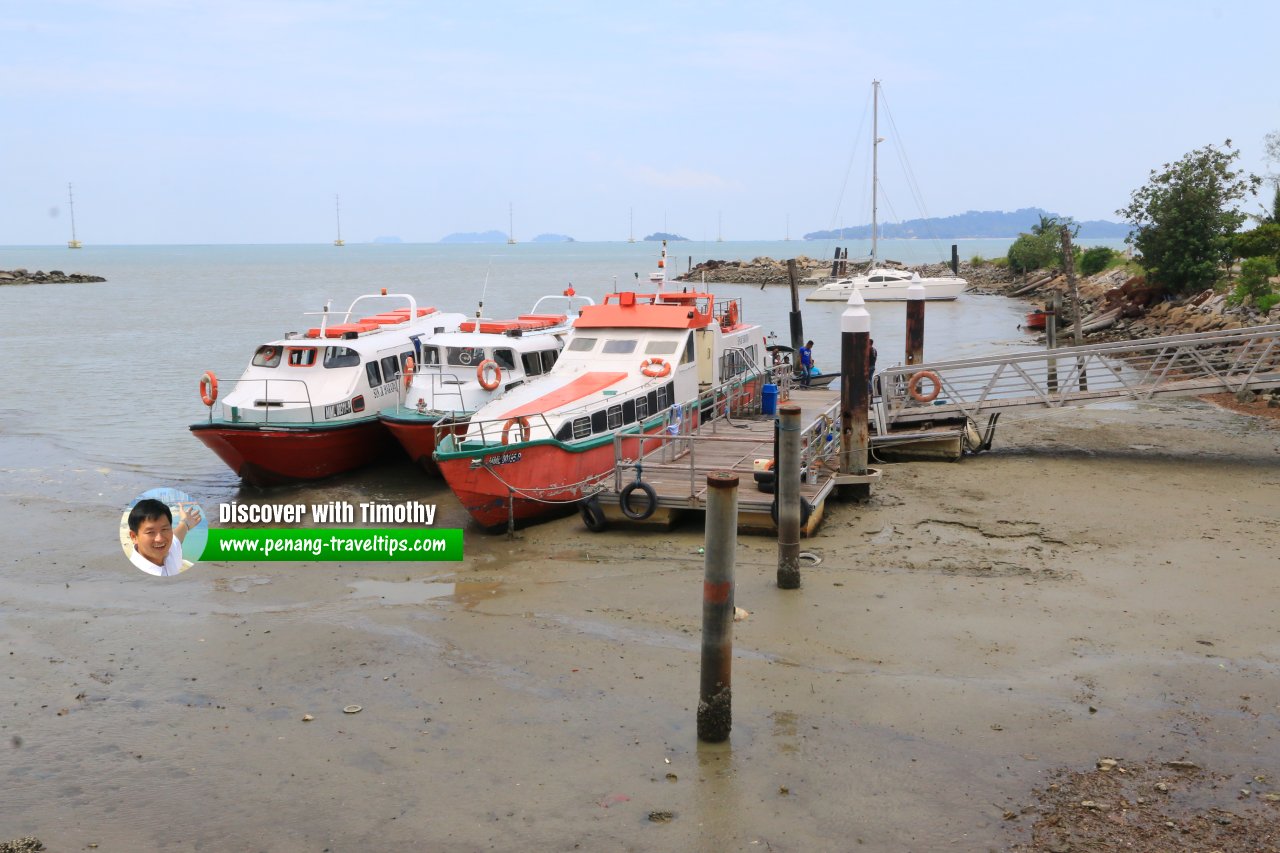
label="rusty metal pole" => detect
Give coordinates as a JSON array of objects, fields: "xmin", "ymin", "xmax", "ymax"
[
  {"xmin": 840, "ymin": 290, "xmax": 871, "ymax": 499},
  {"xmin": 905, "ymin": 281, "xmax": 925, "ymax": 366},
  {"xmin": 786, "ymin": 259, "xmax": 804, "ymax": 355},
  {"xmin": 698, "ymin": 471, "xmax": 738, "ymax": 743},
  {"xmin": 776, "ymin": 403, "xmax": 802, "ymax": 589},
  {"xmin": 1046, "ymin": 292, "xmax": 1059, "ymax": 394}
]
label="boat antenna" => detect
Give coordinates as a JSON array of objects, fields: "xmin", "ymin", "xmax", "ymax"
[
  {"xmin": 67, "ymin": 183, "xmax": 82, "ymax": 249},
  {"xmin": 475, "ymin": 256, "xmax": 495, "ymax": 324}
]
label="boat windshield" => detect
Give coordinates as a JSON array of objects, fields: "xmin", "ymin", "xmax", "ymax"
[{"xmin": 252, "ymin": 345, "xmax": 282, "ymax": 368}]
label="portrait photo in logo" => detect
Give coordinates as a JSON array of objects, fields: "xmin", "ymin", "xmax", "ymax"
[{"xmin": 119, "ymin": 487, "xmax": 207, "ymax": 577}]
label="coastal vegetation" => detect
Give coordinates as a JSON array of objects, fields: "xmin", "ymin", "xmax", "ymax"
[
  {"xmin": 1117, "ymin": 140, "xmax": 1262, "ymax": 297},
  {"xmin": 1005, "ymin": 214, "xmax": 1078, "ymax": 274}
]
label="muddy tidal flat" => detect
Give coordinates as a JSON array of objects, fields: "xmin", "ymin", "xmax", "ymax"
[{"xmin": 2, "ymin": 399, "xmax": 1279, "ymax": 851}]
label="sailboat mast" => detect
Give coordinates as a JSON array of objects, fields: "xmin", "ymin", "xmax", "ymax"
[
  {"xmin": 334, "ymin": 194, "xmax": 344, "ymax": 246},
  {"xmin": 871, "ymin": 79, "xmax": 880, "ymax": 266},
  {"xmin": 507, "ymin": 203, "xmax": 516, "ymax": 244},
  {"xmin": 67, "ymin": 183, "xmax": 81, "ymax": 249}
]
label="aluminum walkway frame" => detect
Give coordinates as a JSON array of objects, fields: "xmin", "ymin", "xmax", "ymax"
[{"xmin": 874, "ymin": 323, "xmax": 1280, "ymax": 434}]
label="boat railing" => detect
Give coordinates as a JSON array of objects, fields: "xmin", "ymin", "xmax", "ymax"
[
  {"xmin": 402, "ymin": 367, "xmax": 483, "ymax": 416},
  {"xmin": 612, "ymin": 381, "xmax": 841, "ymax": 500},
  {"xmin": 206, "ymin": 378, "xmax": 318, "ymax": 424}
]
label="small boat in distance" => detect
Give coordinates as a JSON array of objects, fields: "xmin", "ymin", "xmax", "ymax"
[
  {"xmin": 1024, "ymin": 309, "xmax": 1048, "ymax": 331},
  {"xmin": 67, "ymin": 183, "xmax": 82, "ymax": 249},
  {"xmin": 807, "ymin": 80, "xmax": 967, "ymax": 302},
  {"xmin": 380, "ymin": 289, "xmax": 594, "ymax": 473},
  {"xmin": 190, "ymin": 291, "xmax": 467, "ymax": 486}
]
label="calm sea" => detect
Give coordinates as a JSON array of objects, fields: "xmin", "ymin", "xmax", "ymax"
[{"xmin": 0, "ymin": 238, "xmax": 1121, "ymax": 521}]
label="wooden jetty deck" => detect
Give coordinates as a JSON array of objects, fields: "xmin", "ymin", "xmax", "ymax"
[{"xmin": 595, "ymin": 387, "xmax": 883, "ymax": 535}]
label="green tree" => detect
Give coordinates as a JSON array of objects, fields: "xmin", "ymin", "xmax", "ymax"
[
  {"xmin": 1227, "ymin": 256, "xmax": 1279, "ymax": 313},
  {"xmin": 1006, "ymin": 229, "xmax": 1060, "ymax": 273},
  {"xmin": 1117, "ymin": 140, "xmax": 1261, "ymax": 295},
  {"xmin": 1079, "ymin": 246, "xmax": 1117, "ymax": 276},
  {"xmin": 1233, "ymin": 223, "xmax": 1280, "ymax": 259}
]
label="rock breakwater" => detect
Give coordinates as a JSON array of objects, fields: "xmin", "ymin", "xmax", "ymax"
[{"xmin": 0, "ymin": 268, "xmax": 106, "ymax": 285}]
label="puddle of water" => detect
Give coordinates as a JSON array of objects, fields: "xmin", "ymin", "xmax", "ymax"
[{"xmin": 346, "ymin": 579, "xmax": 502, "ymax": 608}]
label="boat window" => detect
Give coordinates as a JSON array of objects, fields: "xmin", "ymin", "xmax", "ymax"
[
  {"xmin": 644, "ymin": 340, "xmax": 678, "ymax": 355},
  {"xmin": 606, "ymin": 405, "xmax": 623, "ymax": 429},
  {"xmin": 380, "ymin": 355, "xmax": 401, "ymax": 381},
  {"xmin": 567, "ymin": 337, "xmax": 597, "ymax": 352},
  {"xmin": 366, "ymin": 361, "xmax": 382, "ymax": 387},
  {"xmin": 422, "ymin": 347, "xmax": 441, "ymax": 366},
  {"xmin": 602, "ymin": 339, "xmax": 637, "ymax": 354},
  {"xmin": 682, "ymin": 334, "xmax": 695, "ymax": 365},
  {"xmin": 622, "ymin": 399, "xmax": 636, "ymax": 424},
  {"xmin": 286, "ymin": 347, "xmax": 317, "ymax": 367},
  {"xmin": 494, "ymin": 349, "xmax": 516, "ymax": 371},
  {"xmin": 555, "ymin": 422, "xmax": 573, "ymax": 442},
  {"xmin": 541, "ymin": 350, "xmax": 557, "ymax": 371},
  {"xmin": 252, "ymin": 345, "xmax": 282, "ymax": 368},
  {"xmin": 656, "ymin": 384, "xmax": 670, "ymax": 409},
  {"xmin": 571, "ymin": 416, "xmax": 591, "ymax": 439},
  {"xmin": 635, "ymin": 396, "xmax": 649, "ymax": 420},
  {"xmin": 323, "ymin": 346, "xmax": 360, "ymax": 368},
  {"xmin": 522, "ymin": 352, "xmax": 543, "ymax": 377},
  {"xmin": 646, "ymin": 390, "xmax": 658, "ymax": 415},
  {"xmin": 446, "ymin": 346, "xmax": 484, "ymax": 366},
  {"xmin": 590, "ymin": 410, "xmax": 607, "ymax": 433}
]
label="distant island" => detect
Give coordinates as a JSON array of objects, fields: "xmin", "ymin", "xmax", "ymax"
[
  {"xmin": 532, "ymin": 233, "xmax": 575, "ymax": 243},
  {"xmin": 803, "ymin": 208, "xmax": 1130, "ymax": 240},
  {"xmin": 644, "ymin": 232, "xmax": 688, "ymax": 242},
  {"xmin": 372, "ymin": 236, "xmax": 403, "ymax": 244},
  {"xmin": 439, "ymin": 230, "xmax": 509, "ymax": 244}
]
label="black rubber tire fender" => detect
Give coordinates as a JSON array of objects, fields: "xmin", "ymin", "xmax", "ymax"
[
  {"xmin": 579, "ymin": 495, "xmax": 607, "ymax": 532},
  {"xmin": 619, "ymin": 480, "xmax": 658, "ymax": 521},
  {"xmin": 770, "ymin": 495, "xmax": 812, "ymax": 528}
]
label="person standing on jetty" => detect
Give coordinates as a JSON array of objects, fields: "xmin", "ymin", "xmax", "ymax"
[{"xmin": 799, "ymin": 340, "xmax": 814, "ymax": 386}]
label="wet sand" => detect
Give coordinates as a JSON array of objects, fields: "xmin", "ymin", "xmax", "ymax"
[{"xmin": 2, "ymin": 398, "xmax": 1279, "ymax": 851}]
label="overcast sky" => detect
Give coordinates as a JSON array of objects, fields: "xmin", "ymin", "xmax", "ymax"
[{"xmin": 3, "ymin": 0, "xmax": 1277, "ymax": 245}]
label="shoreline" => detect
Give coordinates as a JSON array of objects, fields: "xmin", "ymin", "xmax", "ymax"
[{"xmin": 2, "ymin": 400, "xmax": 1279, "ymax": 850}]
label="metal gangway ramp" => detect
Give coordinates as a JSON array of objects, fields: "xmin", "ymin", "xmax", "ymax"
[{"xmin": 874, "ymin": 323, "xmax": 1280, "ymax": 433}]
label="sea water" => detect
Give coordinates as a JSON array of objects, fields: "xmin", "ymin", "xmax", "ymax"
[{"xmin": 0, "ymin": 239, "xmax": 1117, "ymax": 515}]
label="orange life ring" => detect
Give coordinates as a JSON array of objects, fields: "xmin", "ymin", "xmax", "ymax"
[
  {"xmin": 501, "ymin": 416, "xmax": 531, "ymax": 445},
  {"xmin": 199, "ymin": 370, "xmax": 218, "ymax": 406},
  {"xmin": 477, "ymin": 359, "xmax": 502, "ymax": 391},
  {"xmin": 907, "ymin": 370, "xmax": 942, "ymax": 403},
  {"xmin": 403, "ymin": 356, "xmax": 415, "ymax": 390},
  {"xmin": 640, "ymin": 357, "xmax": 671, "ymax": 378}
]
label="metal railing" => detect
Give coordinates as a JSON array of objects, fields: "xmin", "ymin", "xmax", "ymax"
[
  {"xmin": 875, "ymin": 323, "xmax": 1280, "ymax": 430},
  {"xmin": 207, "ymin": 378, "xmax": 319, "ymax": 425}
]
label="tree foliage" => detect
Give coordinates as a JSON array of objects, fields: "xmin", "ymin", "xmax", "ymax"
[
  {"xmin": 1233, "ymin": 223, "xmax": 1280, "ymax": 259},
  {"xmin": 1227, "ymin": 256, "xmax": 1279, "ymax": 313},
  {"xmin": 1079, "ymin": 246, "xmax": 1117, "ymax": 276},
  {"xmin": 1117, "ymin": 141, "xmax": 1261, "ymax": 295},
  {"xmin": 1006, "ymin": 215, "xmax": 1079, "ymax": 274}
]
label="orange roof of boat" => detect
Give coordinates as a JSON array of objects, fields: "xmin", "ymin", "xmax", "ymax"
[{"xmin": 574, "ymin": 291, "xmax": 715, "ymax": 330}]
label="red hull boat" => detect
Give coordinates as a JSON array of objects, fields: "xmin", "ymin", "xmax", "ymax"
[{"xmin": 191, "ymin": 420, "xmax": 398, "ymax": 487}]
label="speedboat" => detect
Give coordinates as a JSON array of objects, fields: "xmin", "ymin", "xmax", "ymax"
[
  {"xmin": 380, "ymin": 290, "xmax": 594, "ymax": 473},
  {"xmin": 806, "ymin": 267, "xmax": 967, "ymax": 302},
  {"xmin": 433, "ymin": 288, "xmax": 771, "ymax": 529},
  {"xmin": 191, "ymin": 291, "xmax": 466, "ymax": 486}
]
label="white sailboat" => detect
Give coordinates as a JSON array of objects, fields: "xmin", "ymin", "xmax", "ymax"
[
  {"xmin": 807, "ymin": 81, "xmax": 967, "ymax": 302},
  {"xmin": 67, "ymin": 183, "xmax": 82, "ymax": 249},
  {"xmin": 333, "ymin": 194, "xmax": 345, "ymax": 246}
]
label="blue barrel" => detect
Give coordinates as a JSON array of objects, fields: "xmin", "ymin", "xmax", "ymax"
[{"xmin": 761, "ymin": 383, "xmax": 778, "ymax": 415}]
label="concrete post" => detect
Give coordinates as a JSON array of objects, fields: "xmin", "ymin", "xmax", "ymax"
[
  {"xmin": 698, "ymin": 471, "xmax": 738, "ymax": 743},
  {"xmin": 840, "ymin": 290, "xmax": 871, "ymax": 499},
  {"xmin": 1046, "ymin": 292, "xmax": 1059, "ymax": 394},
  {"xmin": 906, "ymin": 281, "xmax": 926, "ymax": 366},
  {"xmin": 776, "ymin": 403, "xmax": 802, "ymax": 590}
]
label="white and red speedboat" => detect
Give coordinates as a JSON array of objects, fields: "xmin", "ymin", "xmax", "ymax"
[
  {"xmin": 191, "ymin": 291, "xmax": 466, "ymax": 486},
  {"xmin": 379, "ymin": 290, "xmax": 594, "ymax": 473},
  {"xmin": 433, "ymin": 287, "xmax": 770, "ymax": 528}
]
